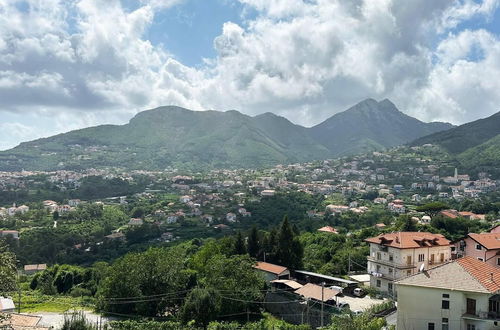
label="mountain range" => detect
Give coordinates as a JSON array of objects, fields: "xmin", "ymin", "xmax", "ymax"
[{"xmin": 0, "ymin": 99, "xmax": 455, "ymax": 171}]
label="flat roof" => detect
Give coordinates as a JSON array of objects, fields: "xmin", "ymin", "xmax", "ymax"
[{"xmin": 294, "ymin": 270, "xmax": 358, "ymax": 285}]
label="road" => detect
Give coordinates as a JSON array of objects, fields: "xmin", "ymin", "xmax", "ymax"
[{"xmin": 33, "ymin": 310, "xmax": 118, "ymax": 329}]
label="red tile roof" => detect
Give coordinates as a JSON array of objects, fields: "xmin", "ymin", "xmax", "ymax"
[
  {"xmin": 253, "ymin": 262, "xmax": 288, "ymax": 275},
  {"xmin": 457, "ymin": 256, "xmax": 500, "ymax": 293},
  {"xmin": 468, "ymin": 233, "xmax": 500, "ymax": 250},
  {"xmin": 365, "ymin": 232, "xmax": 451, "ymax": 249}
]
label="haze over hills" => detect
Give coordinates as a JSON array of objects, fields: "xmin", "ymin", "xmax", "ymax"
[{"xmin": 0, "ymin": 99, "xmax": 454, "ymax": 171}]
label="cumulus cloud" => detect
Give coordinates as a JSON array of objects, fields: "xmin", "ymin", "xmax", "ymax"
[{"xmin": 0, "ymin": 0, "xmax": 499, "ymax": 149}]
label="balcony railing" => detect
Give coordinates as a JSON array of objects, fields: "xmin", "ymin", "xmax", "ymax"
[
  {"xmin": 462, "ymin": 310, "xmax": 500, "ymax": 320},
  {"xmin": 367, "ymin": 256, "xmax": 416, "ymax": 269}
]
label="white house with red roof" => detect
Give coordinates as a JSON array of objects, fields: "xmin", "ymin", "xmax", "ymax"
[
  {"xmin": 397, "ymin": 257, "xmax": 500, "ymax": 330},
  {"xmin": 365, "ymin": 232, "xmax": 452, "ymax": 295}
]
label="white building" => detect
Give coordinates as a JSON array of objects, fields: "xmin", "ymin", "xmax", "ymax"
[
  {"xmin": 365, "ymin": 232, "xmax": 452, "ymax": 296},
  {"xmin": 397, "ymin": 256, "xmax": 500, "ymax": 330}
]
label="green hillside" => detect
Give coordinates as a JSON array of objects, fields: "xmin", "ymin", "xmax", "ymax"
[
  {"xmin": 309, "ymin": 99, "xmax": 453, "ymax": 156},
  {"xmin": 411, "ymin": 111, "xmax": 500, "ymax": 154},
  {"xmin": 0, "ymin": 100, "xmax": 454, "ymax": 171},
  {"xmin": 0, "ymin": 106, "xmax": 330, "ymax": 171},
  {"xmin": 458, "ymin": 134, "xmax": 500, "ymax": 169}
]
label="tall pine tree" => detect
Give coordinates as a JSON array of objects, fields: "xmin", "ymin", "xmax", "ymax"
[{"xmin": 247, "ymin": 226, "xmax": 260, "ymax": 258}]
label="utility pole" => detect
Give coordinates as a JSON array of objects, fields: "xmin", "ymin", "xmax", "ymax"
[
  {"xmin": 321, "ymin": 282, "xmax": 325, "ymax": 328},
  {"xmin": 348, "ymin": 253, "xmax": 351, "ymax": 274}
]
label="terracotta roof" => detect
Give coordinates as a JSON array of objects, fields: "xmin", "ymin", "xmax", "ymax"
[
  {"xmin": 440, "ymin": 210, "xmax": 458, "ymax": 219},
  {"xmin": 468, "ymin": 233, "xmax": 500, "ymax": 250},
  {"xmin": 253, "ymin": 262, "xmax": 288, "ymax": 275},
  {"xmin": 397, "ymin": 256, "xmax": 500, "ymax": 294},
  {"xmin": 318, "ymin": 226, "xmax": 338, "ymax": 234},
  {"xmin": 457, "ymin": 257, "xmax": 500, "ymax": 293},
  {"xmin": 294, "ymin": 283, "xmax": 340, "ymax": 302},
  {"xmin": 365, "ymin": 232, "xmax": 451, "ymax": 249}
]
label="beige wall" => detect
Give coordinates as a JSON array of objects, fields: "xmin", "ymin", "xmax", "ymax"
[{"xmin": 397, "ymin": 284, "xmax": 499, "ymax": 330}]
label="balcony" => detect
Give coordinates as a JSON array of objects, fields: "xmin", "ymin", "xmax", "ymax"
[
  {"xmin": 367, "ymin": 256, "xmax": 416, "ymax": 269},
  {"xmin": 462, "ymin": 311, "xmax": 500, "ymax": 321}
]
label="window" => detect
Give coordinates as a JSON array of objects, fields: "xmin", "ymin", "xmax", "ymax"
[
  {"xmin": 442, "ymin": 300, "xmax": 450, "ymax": 309},
  {"xmin": 389, "ymin": 254, "xmax": 394, "ymax": 262},
  {"xmin": 478, "ymin": 257, "xmax": 484, "ymax": 262},
  {"xmin": 388, "ymin": 283, "xmax": 393, "ymax": 293},
  {"xmin": 376, "ymin": 265, "xmax": 381, "ymax": 272},
  {"xmin": 442, "ymin": 318, "xmax": 449, "ymax": 330},
  {"xmin": 467, "ymin": 325, "xmax": 476, "ymax": 330},
  {"xmin": 377, "ymin": 252, "xmax": 381, "ymax": 260},
  {"xmin": 376, "ymin": 280, "xmax": 381, "ymax": 288},
  {"xmin": 418, "ymin": 254, "xmax": 425, "ymax": 262},
  {"xmin": 442, "ymin": 293, "xmax": 449, "ymax": 298},
  {"xmin": 440, "ymin": 253, "xmax": 445, "ymax": 263},
  {"xmin": 430, "ymin": 254, "xmax": 435, "ymax": 264},
  {"xmin": 428, "ymin": 323, "xmax": 435, "ymax": 330},
  {"xmin": 489, "ymin": 299, "xmax": 499, "ymax": 313},
  {"xmin": 407, "ymin": 270, "xmax": 411, "ymax": 276},
  {"xmin": 389, "ymin": 268, "xmax": 393, "ymax": 274},
  {"xmin": 476, "ymin": 244, "xmax": 482, "ymax": 250},
  {"xmin": 497, "ymin": 258, "xmax": 500, "ymax": 266}
]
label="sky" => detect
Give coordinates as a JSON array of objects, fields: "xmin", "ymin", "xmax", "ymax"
[{"xmin": 0, "ymin": 0, "xmax": 500, "ymax": 150}]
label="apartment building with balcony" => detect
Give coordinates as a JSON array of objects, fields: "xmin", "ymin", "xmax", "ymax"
[
  {"xmin": 365, "ymin": 232, "xmax": 452, "ymax": 296},
  {"xmin": 396, "ymin": 256, "xmax": 500, "ymax": 330}
]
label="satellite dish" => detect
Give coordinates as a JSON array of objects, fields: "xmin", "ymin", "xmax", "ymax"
[{"xmin": 419, "ymin": 263, "xmax": 425, "ymax": 272}]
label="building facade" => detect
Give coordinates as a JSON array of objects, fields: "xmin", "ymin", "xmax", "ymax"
[
  {"xmin": 365, "ymin": 232, "xmax": 452, "ymax": 296},
  {"xmin": 397, "ymin": 257, "xmax": 500, "ymax": 330}
]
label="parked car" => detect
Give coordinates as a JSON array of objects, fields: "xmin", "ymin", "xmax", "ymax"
[
  {"xmin": 337, "ymin": 302, "xmax": 350, "ymax": 310},
  {"xmin": 330, "ymin": 285, "xmax": 344, "ymax": 295},
  {"xmin": 353, "ymin": 287, "xmax": 364, "ymax": 297}
]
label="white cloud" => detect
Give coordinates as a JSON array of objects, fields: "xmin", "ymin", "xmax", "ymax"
[{"xmin": 0, "ymin": 0, "xmax": 499, "ymax": 150}]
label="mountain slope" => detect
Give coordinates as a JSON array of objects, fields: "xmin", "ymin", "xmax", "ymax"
[
  {"xmin": 309, "ymin": 99, "xmax": 453, "ymax": 156},
  {"xmin": 410, "ymin": 111, "xmax": 500, "ymax": 154},
  {"xmin": 0, "ymin": 106, "xmax": 331, "ymax": 171},
  {"xmin": 457, "ymin": 134, "xmax": 500, "ymax": 168}
]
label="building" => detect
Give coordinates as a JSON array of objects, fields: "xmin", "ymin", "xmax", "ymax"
[
  {"xmin": 24, "ymin": 264, "xmax": 47, "ymax": 275},
  {"xmin": 365, "ymin": 232, "xmax": 452, "ymax": 296},
  {"xmin": 396, "ymin": 257, "xmax": 500, "ymax": 330},
  {"xmin": 317, "ymin": 226, "xmax": 339, "ymax": 234},
  {"xmin": 0, "ymin": 297, "xmax": 15, "ymax": 312},
  {"xmin": 253, "ymin": 262, "xmax": 290, "ymax": 282},
  {"xmin": 453, "ymin": 233, "xmax": 500, "ymax": 267},
  {"xmin": 0, "ymin": 230, "xmax": 19, "ymax": 240}
]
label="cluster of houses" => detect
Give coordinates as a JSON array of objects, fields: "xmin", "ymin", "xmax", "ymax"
[{"xmin": 366, "ymin": 227, "xmax": 500, "ymax": 329}]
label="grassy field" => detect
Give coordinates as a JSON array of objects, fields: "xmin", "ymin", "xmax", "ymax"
[{"xmin": 13, "ymin": 291, "xmax": 94, "ymax": 313}]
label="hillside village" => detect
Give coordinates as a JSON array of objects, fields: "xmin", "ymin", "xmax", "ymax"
[{"xmin": 0, "ymin": 144, "xmax": 499, "ymax": 328}]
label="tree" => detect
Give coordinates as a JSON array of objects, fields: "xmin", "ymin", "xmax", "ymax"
[
  {"xmin": 328, "ymin": 313, "xmax": 387, "ymax": 330},
  {"xmin": 200, "ymin": 254, "xmax": 266, "ymax": 317},
  {"xmin": 416, "ymin": 202, "xmax": 449, "ymax": 217},
  {"xmin": 274, "ymin": 216, "xmax": 303, "ymax": 269},
  {"xmin": 399, "ymin": 215, "xmax": 417, "ymax": 232},
  {"xmin": 247, "ymin": 226, "xmax": 260, "ymax": 258},
  {"xmin": 0, "ymin": 243, "xmax": 17, "ymax": 293},
  {"xmin": 180, "ymin": 287, "xmax": 220, "ymax": 328},
  {"xmin": 234, "ymin": 231, "xmax": 246, "ymax": 255},
  {"xmin": 97, "ymin": 246, "xmax": 191, "ymax": 316}
]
